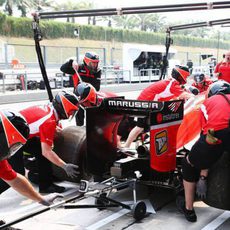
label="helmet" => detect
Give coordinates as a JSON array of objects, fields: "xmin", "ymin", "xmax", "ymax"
[
  {"xmin": 194, "ymin": 73, "xmax": 205, "ymax": 84},
  {"xmin": 53, "ymin": 91, "xmax": 79, "ymax": 119},
  {"xmin": 171, "ymin": 65, "xmax": 190, "ymax": 84},
  {"xmin": 74, "ymin": 82, "xmax": 97, "ymax": 107},
  {"xmin": 0, "ymin": 111, "xmax": 29, "ymax": 161},
  {"xmin": 207, "ymin": 80, "xmax": 230, "ymax": 98},
  {"xmin": 83, "ymin": 51, "xmax": 99, "ymax": 73}
]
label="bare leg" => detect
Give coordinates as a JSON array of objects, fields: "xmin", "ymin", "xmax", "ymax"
[
  {"xmin": 183, "ymin": 179, "xmax": 196, "ymax": 210},
  {"xmin": 124, "ymin": 126, "xmax": 144, "ymax": 148}
]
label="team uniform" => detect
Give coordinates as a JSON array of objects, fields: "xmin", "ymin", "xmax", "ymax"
[
  {"xmin": 192, "ymin": 78, "xmax": 213, "ymax": 93},
  {"xmin": 138, "ymin": 78, "xmax": 184, "ymax": 102},
  {"xmin": 214, "ymin": 61, "xmax": 230, "ymax": 83},
  {"xmin": 183, "ymin": 94, "xmax": 230, "ymax": 182},
  {"xmin": 61, "ymin": 54, "xmax": 101, "ymax": 126},
  {"xmin": 136, "ymin": 78, "xmax": 185, "ymax": 128},
  {"xmin": 60, "ymin": 61, "xmax": 101, "ymax": 91},
  {"xmin": 0, "ymin": 160, "xmax": 17, "ymax": 181},
  {"xmin": 0, "ymin": 105, "xmax": 59, "ymax": 193}
]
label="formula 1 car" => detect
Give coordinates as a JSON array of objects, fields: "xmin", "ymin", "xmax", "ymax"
[{"xmin": 51, "ymin": 92, "xmax": 230, "ymax": 214}]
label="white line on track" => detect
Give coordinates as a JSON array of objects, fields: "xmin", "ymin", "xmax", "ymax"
[
  {"xmin": 86, "ymin": 209, "xmax": 130, "ymax": 230},
  {"xmin": 201, "ymin": 211, "xmax": 230, "ymax": 230}
]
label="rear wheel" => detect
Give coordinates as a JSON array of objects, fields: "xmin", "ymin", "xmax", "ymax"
[{"xmin": 52, "ymin": 126, "xmax": 89, "ymax": 182}]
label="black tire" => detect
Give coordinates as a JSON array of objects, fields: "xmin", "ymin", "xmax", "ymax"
[
  {"xmin": 52, "ymin": 126, "xmax": 89, "ymax": 182},
  {"xmin": 131, "ymin": 201, "xmax": 146, "ymax": 221},
  {"xmin": 205, "ymin": 151, "xmax": 230, "ymax": 210}
]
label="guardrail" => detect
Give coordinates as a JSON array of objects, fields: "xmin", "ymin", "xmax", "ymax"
[{"xmin": 0, "ymin": 69, "xmax": 134, "ymax": 93}]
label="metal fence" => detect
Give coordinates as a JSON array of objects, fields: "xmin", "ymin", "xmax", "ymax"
[
  {"xmin": 0, "ymin": 68, "xmax": 133, "ymax": 93},
  {"xmin": 0, "ymin": 42, "xmax": 218, "ymax": 93}
]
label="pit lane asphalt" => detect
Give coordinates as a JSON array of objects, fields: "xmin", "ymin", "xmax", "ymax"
[{"xmin": 0, "ymin": 89, "xmax": 230, "ymax": 230}]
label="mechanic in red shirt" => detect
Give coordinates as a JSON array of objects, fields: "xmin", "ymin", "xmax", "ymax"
[
  {"xmin": 214, "ymin": 51, "xmax": 230, "ymax": 83},
  {"xmin": 0, "ymin": 91, "xmax": 80, "ymax": 194},
  {"xmin": 192, "ymin": 73, "xmax": 213, "ymax": 93},
  {"xmin": 123, "ymin": 65, "xmax": 192, "ymax": 148},
  {"xmin": 61, "ymin": 52, "xmax": 101, "ymax": 126},
  {"xmin": 0, "ymin": 111, "xmax": 63, "ymax": 210},
  {"xmin": 177, "ymin": 80, "xmax": 230, "ymax": 222}
]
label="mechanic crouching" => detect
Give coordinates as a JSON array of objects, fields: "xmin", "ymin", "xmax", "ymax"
[
  {"xmin": 177, "ymin": 80, "xmax": 230, "ymax": 222},
  {"xmin": 0, "ymin": 92, "xmax": 80, "ymax": 195},
  {"xmin": 0, "ymin": 111, "xmax": 63, "ymax": 229}
]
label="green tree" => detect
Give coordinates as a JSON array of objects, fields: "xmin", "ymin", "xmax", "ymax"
[
  {"xmin": 0, "ymin": 0, "xmax": 54, "ymax": 17},
  {"xmin": 54, "ymin": 1, "xmax": 95, "ymax": 24},
  {"xmin": 113, "ymin": 15, "xmax": 136, "ymax": 29}
]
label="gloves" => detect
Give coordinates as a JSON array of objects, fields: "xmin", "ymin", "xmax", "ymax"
[
  {"xmin": 72, "ymin": 60, "xmax": 79, "ymax": 72},
  {"xmin": 206, "ymin": 129, "xmax": 220, "ymax": 145},
  {"xmin": 196, "ymin": 176, "xmax": 207, "ymax": 200},
  {"xmin": 62, "ymin": 163, "xmax": 80, "ymax": 178},
  {"xmin": 40, "ymin": 193, "xmax": 64, "ymax": 206}
]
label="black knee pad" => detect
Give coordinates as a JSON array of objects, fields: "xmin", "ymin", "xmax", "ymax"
[{"xmin": 182, "ymin": 157, "xmax": 200, "ymax": 182}]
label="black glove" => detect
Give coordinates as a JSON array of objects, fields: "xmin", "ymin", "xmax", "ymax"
[
  {"xmin": 62, "ymin": 163, "xmax": 80, "ymax": 178},
  {"xmin": 40, "ymin": 193, "xmax": 64, "ymax": 206},
  {"xmin": 196, "ymin": 176, "xmax": 207, "ymax": 200}
]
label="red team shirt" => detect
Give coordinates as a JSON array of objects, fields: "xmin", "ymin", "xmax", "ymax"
[
  {"xmin": 192, "ymin": 78, "xmax": 213, "ymax": 93},
  {"xmin": 0, "ymin": 104, "xmax": 59, "ymax": 181},
  {"xmin": 137, "ymin": 79, "xmax": 184, "ymax": 101},
  {"xmin": 214, "ymin": 62, "xmax": 230, "ymax": 83},
  {"xmin": 0, "ymin": 160, "xmax": 17, "ymax": 180},
  {"xmin": 20, "ymin": 105, "xmax": 58, "ymax": 146},
  {"xmin": 200, "ymin": 94, "xmax": 230, "ymax": 134}
]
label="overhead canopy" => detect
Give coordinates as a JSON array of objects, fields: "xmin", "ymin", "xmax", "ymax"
[
  {"xmin": 124, "ymin": 43, "xmax": 177, "ymax": 61},
  {"xmin": 38, "ymin": 1, "xmax": 230, "ymax": 19},
  {"xmin": 168, "ymin": 18, "xmax": 230, "ymax": 31}
]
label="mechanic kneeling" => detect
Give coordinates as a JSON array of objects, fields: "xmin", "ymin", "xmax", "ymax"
[{"xmin": 177, "ymin": 80, "xmax": 230, "ymax": 222}]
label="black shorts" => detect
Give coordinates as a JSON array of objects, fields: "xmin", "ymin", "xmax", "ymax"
[
  {"xmin": 188, "ymin": 134, "xmax": 224, "ymax": 170},
  {"xmin": 136, "ymin": 117, "xmax": 149, "ymax": 132}
]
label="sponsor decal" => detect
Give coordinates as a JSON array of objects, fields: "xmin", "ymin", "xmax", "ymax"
[
  {"xmin": 155, "ymin": 130, "xmax": 168, "ymax": 156},
  {"xmin": 108, "ymin": 99, "xmax": 159, "ymax": 109},
  {"xmin": 168, "ymin": 101, "xmax": 182, "ymax": 113},
  {"xmin": 156, "ymin": 113, "xmax": 163, "ymax": 123},
  {"xmin": 156, "ymin": 112, "xmax": 180, "ymax": 123}
]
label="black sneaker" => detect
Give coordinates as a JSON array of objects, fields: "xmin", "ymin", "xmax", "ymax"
[
  {"xmin": 39, "ymin": 184, "xmax": 66, "ymax": 194},
  {"xmin": 176, "ymin": 196, "xmax": 197, "ymax": 222}
]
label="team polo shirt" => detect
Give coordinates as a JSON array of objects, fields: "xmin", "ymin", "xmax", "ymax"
[
  {"xmin": 200, "ymin": 94, "xmax": 230, "ymax": 134},
  {"xmin": 214, "ymin": 62, "xmax": 230, "ymax": 83},
  {"xmin": 192, "ymin": 79, "xmax": 213, "ymax": 93},
  {"xmin": 137, "ymin": 79, "xmax": 183, "ymax": 102},
  {"xmin": 0, "ymin": 160, "xmax": 17, "ymax": 180},
  {"xmin": 20, "ymin": 105, "xmax": 58, "ymax": 146}
]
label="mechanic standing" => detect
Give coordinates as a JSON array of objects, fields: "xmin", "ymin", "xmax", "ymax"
[
  {"xmin": 192, "ymin": 73, "xmax": 213, "ymax": 93},
  {"xmin": 60, "ymin": 51, "xmax": 101, "ymax": 126},
  {"xmin": 0, "ymin": 110, "xmax": 63, "ymax": 228},
  {"xmin": 177, "ymin": 80, "xmax": 230, "ymax": 222},
  {"xmin": 123, "ymin": 65, "xmax": 193, "ymax": 148},
  {"xmin": 214, "ymin": 51, "xmax": 230, "ymax": 83},
  {"xmin": 0, "ymin": 91, "xmax": 80, "ymax": 194}
]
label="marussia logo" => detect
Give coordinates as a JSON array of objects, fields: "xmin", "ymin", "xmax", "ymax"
[
  {"xmin": 155, "ymin": 130, "xmax": 168, "ymax": 156},
  {"xmin": 108, "ymin": 100, "xmax": 159, "ymax": 109},
  {"xmin": 168, "ymin": 101, "xmax": 182, "ymax": 112}
]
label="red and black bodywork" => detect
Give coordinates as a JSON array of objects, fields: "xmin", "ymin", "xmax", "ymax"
[{"xmin": 85, "ymin": 98, "xmax": 184, "ymax": 184}]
